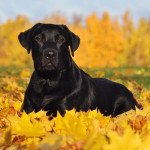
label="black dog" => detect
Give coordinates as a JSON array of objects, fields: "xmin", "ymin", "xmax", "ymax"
[{"xmin": 18, "ymin": 23, "xmax": 142, "ymax": 118}]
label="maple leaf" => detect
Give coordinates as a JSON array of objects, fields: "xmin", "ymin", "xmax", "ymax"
[
  {"xmin": 128, "ymin": 115, "xmax": 147, "ymax": 132},
  {"xmin": 8, "ymin": 112, "xmax": 46, "ymax": 137},
  {"xmin": 54, "ymin": 110, "xmax": 87, "ymax": 140},
  {"xmin": 84, "ymin": 131, "xmax": 108, "ymax": 150},
  {"xmin": 104, "ymin": 127, "xmax": 141, "ymax": 150}
]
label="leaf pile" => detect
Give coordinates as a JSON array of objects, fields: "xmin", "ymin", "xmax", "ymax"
[{"xmin": 0, "ymin": 67, "xmax": 150, "ymax": 150}]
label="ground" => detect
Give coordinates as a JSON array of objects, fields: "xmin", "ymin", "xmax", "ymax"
[{"xmin": 0, "ymin": 66, "xmax": 150, "ymax": 150}]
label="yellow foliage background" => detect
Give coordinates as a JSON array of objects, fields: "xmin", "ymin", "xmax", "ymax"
[
  {"xmin": 0, "ymin": 11, "xmax": 149, "ymax": 67},
  {"xmin": 0, "ymin": 11, "xmax": 150, "ymax": 149}
]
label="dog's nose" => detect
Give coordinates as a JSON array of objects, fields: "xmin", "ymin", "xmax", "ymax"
[
  {"xmin": 47, "ymin": 51, "xmax": 54, "ymax": 58},
  {"xmin": 44, "ymin": 49, "xmax": 55, "ymax": 59}
]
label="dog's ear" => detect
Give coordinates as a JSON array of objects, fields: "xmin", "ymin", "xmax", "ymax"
[
  {"xmin": 62, "ymin": 25, "xmax": 80, "ymax": 57},
  {"xmin": 18, "ymin": 23, "xmax": 41, "ymax": 54}
]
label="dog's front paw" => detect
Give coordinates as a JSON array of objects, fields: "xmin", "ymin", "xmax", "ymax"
[
  {"xmin": 21, "ymin": 98, "xmax": 34, "ymax": 114},
  {"xmin": 58, "ymin": 109, "xmax": 66, "ymax": 117},
  {"xmin": 46, "ymin": 110, "xmax": 57, "ymax": 120}
]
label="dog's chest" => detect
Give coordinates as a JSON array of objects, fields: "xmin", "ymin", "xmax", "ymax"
[{"xmin": 33, "ymin": 78, "xmax": 60, "ymax": 93}]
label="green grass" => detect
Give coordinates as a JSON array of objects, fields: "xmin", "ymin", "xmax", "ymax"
[
  {"xmin": 0, "ymin": 65, "xmax": 149, "ymax": 89},
  {"xmin": 83, "ymin": 66, "xmax": 150, "ymax": 89}
]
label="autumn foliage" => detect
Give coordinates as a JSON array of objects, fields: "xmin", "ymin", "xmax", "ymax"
[
  {"xmin": 0, "ymin": 67, "xmax": 150, "ymax": 149},
  {"xmin": 0, "ymin": 11, "xmax": 150, "ymax": 149},
  {"xmin": 0, "ymin": 11, "xmax": 149, "ymax": 67}
]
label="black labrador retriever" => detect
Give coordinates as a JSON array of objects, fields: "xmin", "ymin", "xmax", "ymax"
[{"xmin": 18, "ymin": 23, "xmax": 142, "ymax": 118}]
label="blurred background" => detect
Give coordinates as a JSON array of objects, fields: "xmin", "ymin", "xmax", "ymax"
[{"xmin": 0, "ymin": 0, "xmax": 149, "ymax": 68}]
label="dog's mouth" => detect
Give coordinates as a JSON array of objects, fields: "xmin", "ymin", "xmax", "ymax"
[
  {"xmin": 39, "ymin": 62, "xmax": 56, "ymax": 71},
  {"xmin": 35, "ymin": 60, "xmax": 59, "ymax": 78},
  {"xmin": 40, "ymin": 59, "xmax": 57, "ymax": 71},
  {"xmin": 43, "ymin": 62, "xmax": 54, "ymax": 68}
]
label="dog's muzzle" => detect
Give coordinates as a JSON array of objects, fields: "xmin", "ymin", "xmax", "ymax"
[
  {"xmin": 41, "ymin": 48, "xmax": 56, "ymax": 68},
  {"xmin": 44, "ymin": 48, "xmax": 55, "ymax": 59}
]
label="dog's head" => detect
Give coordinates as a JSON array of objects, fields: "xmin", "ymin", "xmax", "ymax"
[{"xmin": 18, "ymin": 23, "xmax": 80, "ymax": 76}]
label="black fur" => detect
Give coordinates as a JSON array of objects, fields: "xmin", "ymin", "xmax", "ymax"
[{"xmin": 18, "ymin": 23, "xmax": 142, "ymax": 118}]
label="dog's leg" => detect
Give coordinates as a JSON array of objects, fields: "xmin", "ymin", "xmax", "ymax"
[
  {"xmin": 112, "ymin": 96, "xmax": 133, "ymax": 117},
  {"xmin": 58, "ymin": 104, "xmax": 66, "ymax": 117},
  {"xmin": 21, "ymin": 72, "xmax": 46, "ymax": 114},
  {"xmin": 21, "ymin": 95, "xmax": 34, "ymax": 114},
  {"xmin": 21, "ymin": 84, "xmax": 42, "ymax": 113}
]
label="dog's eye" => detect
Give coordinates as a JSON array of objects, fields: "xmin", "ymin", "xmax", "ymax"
[
  {"xmin": 34, "ymin": 35, "xmax": 42, "ymax": 42},
  {"xmin": 55, "ymin": 35, "xmax": 65, "ymax": 43}
]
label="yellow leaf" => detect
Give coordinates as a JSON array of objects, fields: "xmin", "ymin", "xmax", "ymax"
[
  {"xmin": 54, "ymin": 110, "xmax": 86, "ymax": 140},
  {"xmin": 104, "ymin": 127, "xmax": 141, "ymax": 150},
  {"xmin": 8, "ymin": 112, "xmax": 46, "ymax": 137}
]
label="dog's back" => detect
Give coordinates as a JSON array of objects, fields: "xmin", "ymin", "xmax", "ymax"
[{"xmin": 93, "ymin": 78, "xmax": 142, "ymax": 116}]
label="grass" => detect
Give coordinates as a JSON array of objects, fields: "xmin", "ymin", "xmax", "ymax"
[
  {"xmin": 0, "ymin": 65, "xmax": 149, "ymax": 89},
  {"xmin": 83, "ymin": 66, "xmax": 150, "ymax": 89}
]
